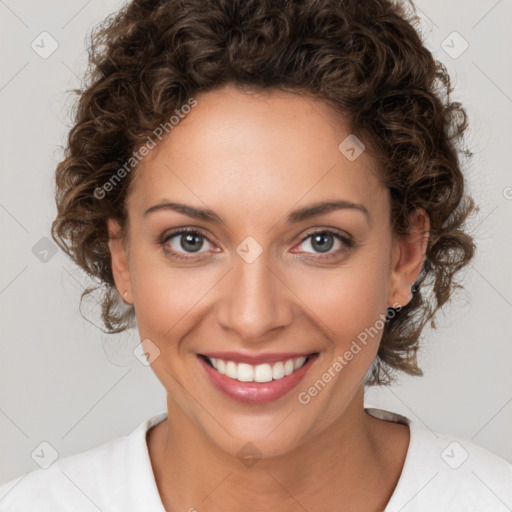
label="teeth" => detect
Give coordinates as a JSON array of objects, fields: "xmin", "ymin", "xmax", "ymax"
[
  {"xmin": 272, "ymin": 361, "xmax": 285, "ymax": 380},
  {"xmin": 254, "ymin": 363, "xmax": 273, "ymax": 383},
  {"xmin": 284, "ymin": 359, "xmax": 294, "ymax": 376},
  {"xmin": 237, "ymin": 363, "xmax": 254, "ymax": 382},
  {"xmin": 206, "ymin": 356, "xmax": 310, "ymax": 383},
  {"xmin": 294, "ymin": 356, "xmax": 306, "ymax": 369},
  {"xmin": 225, "ymin": 361, "xmax": 237, "ymax": 379}
]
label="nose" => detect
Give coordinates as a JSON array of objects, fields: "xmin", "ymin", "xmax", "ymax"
[{"xmin": 215, "ymin": 250, "xmax": 294, "ymax": 342}]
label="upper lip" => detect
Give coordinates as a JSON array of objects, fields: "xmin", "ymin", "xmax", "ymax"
[{"xmin": 199, "ymin": 351, "xmax": 317, "ymax": 365}]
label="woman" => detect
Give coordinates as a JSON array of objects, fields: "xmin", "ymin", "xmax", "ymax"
[{"xmin": 1, "ymin": 0, "xmax": 510, "ymax": 510}]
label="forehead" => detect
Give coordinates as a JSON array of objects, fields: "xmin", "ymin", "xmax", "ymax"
[{"xmin": 127, "ymin": 85, "xmax": 387, "ymax": 221}]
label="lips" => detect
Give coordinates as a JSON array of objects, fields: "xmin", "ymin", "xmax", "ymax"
[{"xmin": 197, "ymin": 351, "xmax": 319, "ymax": 404}]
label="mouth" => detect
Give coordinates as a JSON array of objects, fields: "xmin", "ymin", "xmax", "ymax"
[
  {"xmin": 199, "ymin": 353, "xmax": 316, "ymax": 382},
  {"xmin": 197, "ymin": 352, "xmax": 319, "ymax": 404}
]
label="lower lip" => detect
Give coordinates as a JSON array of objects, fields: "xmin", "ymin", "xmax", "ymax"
[{"xmin": 197, "ymin": 354, "xmax": 317, "ymax": 404}]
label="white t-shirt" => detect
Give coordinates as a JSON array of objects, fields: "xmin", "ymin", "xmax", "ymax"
[{"xmin": 0, "ymin": 408, "xmax": 511, "ymax": 511}]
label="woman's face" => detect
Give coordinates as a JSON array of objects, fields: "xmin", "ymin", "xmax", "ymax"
[{"xmin": 109, "ymin": 85, "xmax": 423, "ymax": 457}]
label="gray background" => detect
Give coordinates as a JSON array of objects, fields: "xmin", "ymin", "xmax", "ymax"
[{"xmin": 1, "ymin": 0, "xmax": 511, "ymax": 484}]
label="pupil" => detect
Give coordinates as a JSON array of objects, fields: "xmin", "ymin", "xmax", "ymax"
[
  {"xmin": 181, "ymin": 233, "xmax": 203, "ymax": 252},
  {"xmin": 312, "ymin": 233, "xmax": 333, "ymax": 253}
]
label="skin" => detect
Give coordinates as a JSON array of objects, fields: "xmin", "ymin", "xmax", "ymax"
[{"xmin": 108, "ymin": 84, "xmax": 429, "ymax": 511}]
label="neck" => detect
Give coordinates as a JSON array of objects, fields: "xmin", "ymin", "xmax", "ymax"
[{"xmin": 147, "ymin": 387, "xmax": 406, "ymax": 511}]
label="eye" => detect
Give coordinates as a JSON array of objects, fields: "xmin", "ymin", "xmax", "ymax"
[
  {"xmin": 292, "ymin": 229, "xmax": 353, "ymax": 260},
  {"xmin": 159, "ymin": 227, "xmax": 353, "ymax": 263},
  {"xmin": 160, "ymin": 228, "xmax": 216, "ymax": 261}
]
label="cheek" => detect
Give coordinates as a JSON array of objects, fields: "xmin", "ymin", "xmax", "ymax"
[
  {"xmin": 129, "ymin": 248, "xmax": 222, "ymax": 348},
  {"xmin": 286, "ymin": 244, "xmax": 392, "ymax": 356},
  {"xmin": 129, "ymin": 250, "xmax": 186, "ymax": 335}
]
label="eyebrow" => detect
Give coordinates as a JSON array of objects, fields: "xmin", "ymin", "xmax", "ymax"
[{"xmin": 143, "ymin": 199, "xmax": 370, "ymax": 224}]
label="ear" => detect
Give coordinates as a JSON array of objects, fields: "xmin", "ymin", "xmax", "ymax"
[
  {"xmin": 107, "ymin": 218, "xmax": 132, "ymax": 304},
  {"xmin": 387, "ymin": 208, "xmax": 429, "ymax": 308}
]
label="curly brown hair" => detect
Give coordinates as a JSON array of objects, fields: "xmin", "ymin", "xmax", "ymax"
[{"xmin": 51, "ymin": 0, "xmax": 477, "ymax": 385}]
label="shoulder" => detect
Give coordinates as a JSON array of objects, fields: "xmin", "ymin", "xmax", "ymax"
[
  {"xmin": 0, "ymin": 434, "xmax": 130, "ymax": 512},
  {"xmin": 379, "ymin": 410, "xmax": 512, "ymax": 512},
  {"xmin": 0, "ymin": 413, "xmax": 167, "ymax": 512}
]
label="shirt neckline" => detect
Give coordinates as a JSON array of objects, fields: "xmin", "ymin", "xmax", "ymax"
[{"xmin": 136, "ymin": 407, "xmax": 415, "ymax": 510}]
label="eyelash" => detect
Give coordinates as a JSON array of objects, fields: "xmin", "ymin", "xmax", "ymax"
[{"xmin": 159, "ymin": 227, "xmax": 354, "ymax": 262}]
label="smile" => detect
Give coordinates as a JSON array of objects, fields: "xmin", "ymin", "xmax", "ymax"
[
  {"xmin": 197, "ymin": 352, "xmax": 319, "ymax": 404},
  {"xmin": 202, "ymin": 355, "xmax": 310, "ymax": 382}
]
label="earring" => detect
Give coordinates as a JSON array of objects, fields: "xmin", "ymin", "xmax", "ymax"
[
  {"xmin": 121, "ymin": 291, "xmax": 131, "ymax": 305},
  {"xmin": 407, "ymin": 283, "xmax": 419, "ymax": 303}
]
